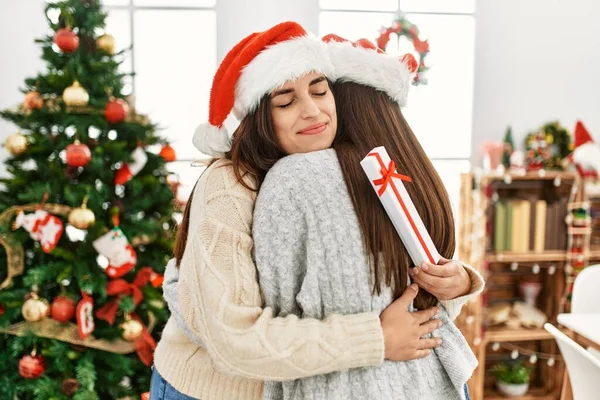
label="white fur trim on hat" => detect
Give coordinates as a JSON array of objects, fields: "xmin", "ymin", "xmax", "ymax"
[
  {"xmin": 573, "ymin": 142, "xmax": 600, "ymax": 173},
  {"xmin": 233, "ymin": 35, "xmax": 335, "ymax": 119},
  {"xmin": 326, "ymin": 41, "xmax": 412, "ymax": 106},
  {"xmin": 193, "ymin": 123, "xmax": 231, "ymax": 157}
]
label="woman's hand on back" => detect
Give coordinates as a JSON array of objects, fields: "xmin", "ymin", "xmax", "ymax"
[{"xmin": 379, "ymin": 284, "xmax": 442, "ymax": 361}]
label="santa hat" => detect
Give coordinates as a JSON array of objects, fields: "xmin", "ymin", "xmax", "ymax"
[
  {"xmin": 322, "ymin": 34, "xmax": 414, "ymax": 106},
  {"xmin": 574, "ymin": 120, "xmax": 594, "ymax": 148},
  {"xmin": 194, "ymin": 21, "xmax": 334, "ymax": 157}
]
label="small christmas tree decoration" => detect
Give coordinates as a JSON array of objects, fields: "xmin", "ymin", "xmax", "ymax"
[
  {"xmin": 104, "ymin": 97, "xmax": 129, "ymax": 124},
  {"xmin": 114, "ymin": 147, "xmax": 148, "ymax": 185},
  {"xmin": 19, "ymin": 351, "xmax": 46, "ymax": 379},
  {"xmin": 51, "ymin": 295, "xmax": 76, "ymax": 323},
  {"xmin": 76, "ymin": 292, "xmax": 94, "ymax": 340},
  {"xmin": 4, "ymin": 132, "xmax": 28, "ymax": 155},
  {"xmin": 62, "ymin": 378, "xmax": 79, "ymax": 396},
  {"xmin": 24, "ymin": 91, "xmax": 44, "ymax": 110},
  {"xmin": 22, "ymin": 293, "xmax": 50, "ymax": 322},
  {"xmin": 96, "ymin": 33, "xmax": 115, "ymax": 54},
  {"xmin": 120, "ymin": 314, "xmax": 143, "ymax": 341},
  {"xmin": 63, "ymin": 81, "xmax": 89, "ymax": 107},
  {"xmin": 502, "ymin": 126, "xmax": 514, "ymax": 168},
  {"xmin": 68, "ymin": 197, "xmax": 95, "ymax": 229},
  {"xmin": 66, "ymin": 139, "xmax": 91, "ymax": 167},
  {"xmin": 159, "ymin": 144, "xmax": 176, "ymax": 162},
  {"xmin": 54, "ymin": 28, "xmax": 79, "ymax": 53}
]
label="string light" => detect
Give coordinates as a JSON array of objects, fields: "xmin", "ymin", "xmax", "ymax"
[
  {"xmin": 548, "ymin": 265, "xmax": 556, "ymax": 275},
  {"xmin": 487, "ymin": 342, "xmax": 563, "ymax": 363},
  {"xmin": 532, "ymin": 263, "xmax": 540, "ymax": 274},
  {"xmin": 466, "ymin": 316, "xmax": 475, "ymax": 325},
  {"xmin": 510, "ymin": 262, "xmax": 519, "ymax": 271},
  {"xmin": 503, "ymin": 175, "xmax": 513, "ymax": 184},
  {"xmin": 529, "ymin": 354, "xmax": 538, "ymax": 364},
  {"xmin": 473, "ymin": 337, "xmax": 482, "ymax": 346}
]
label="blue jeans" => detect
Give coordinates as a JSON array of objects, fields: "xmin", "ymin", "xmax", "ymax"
[
  {"xmin": 464, "ymin": 383, "xmax": 471, "ymax": 400},
  {"xmin": 150, "ymin": 367, "xmax": 199, "ymax": 400}
]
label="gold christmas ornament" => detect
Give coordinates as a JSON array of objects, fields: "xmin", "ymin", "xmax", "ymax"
[
  {"xmin": 4, "ymin": 133, "xmax": 28, "ymax": 155},
  {"xmin": 62, "ymin": 81, "xmax": 89, "ymax": 107},
  {"xmin": 68, "ymin": 197, "xmax": 95, "ymax": 229},
  {"xmin": 96, "ymin": 34, "xmax": 115, "ymax": 55},
  {"xmin": 120, "ymin": 315, "xmax": 143, "ymax": 341},
  {"xmin": 22, "ymin": 293, "xmax": 50, "ymax": 322}
]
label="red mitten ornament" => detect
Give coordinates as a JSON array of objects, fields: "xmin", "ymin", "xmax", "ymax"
[
  {"xmin": 13, "ymin": 210, "xmax": 63, "ymax": 253},
  {"xmin": 93, "ymin": 227, "xmax": 137, "ymax": 278},
  {"xmin": 76, "ymin": 292, "xmax": 95, "ymax": 340},
  {"xmin": 115, "ymin": 147, "xmax": 148, "ymax": 185}
]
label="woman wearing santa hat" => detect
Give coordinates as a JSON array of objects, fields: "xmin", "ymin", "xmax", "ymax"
[
  {"xmin": 151, "ymin": 22, "xmax": 444, "ymax": 400},
  {"xmin": 252, "ymin": 36, "xmax": 483, "ymax": 400}
]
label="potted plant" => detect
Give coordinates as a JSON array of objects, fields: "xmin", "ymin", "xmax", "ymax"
[{"xmin": 493, "ymin": 361, "xmax": 532, "ymax": 397}]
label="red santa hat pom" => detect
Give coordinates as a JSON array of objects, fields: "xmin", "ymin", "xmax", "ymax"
[
  {"xmin": 193, "ymin": 123, "xmax": 231, "ymax": 157},
  {"xmin": 193, "ymin": 21, "xmax": 333, "ymax": 157}
]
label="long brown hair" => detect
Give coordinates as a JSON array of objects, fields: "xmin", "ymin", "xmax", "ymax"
[
  {"xmin": 333, "ymin": 82, "xmax": 455, "ymax": 310},
  {"xmin": 173, "ymin": 93, "xmax": 289, "ymax": 265}
]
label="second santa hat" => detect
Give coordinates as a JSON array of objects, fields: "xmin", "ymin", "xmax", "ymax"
[{"xmin": 194, "ymin": 21, "xmax": 334, "ymax": 157}]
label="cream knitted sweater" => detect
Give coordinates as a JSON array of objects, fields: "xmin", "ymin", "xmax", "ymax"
[{"xmin": 153, "ymin": 160, "xmax": 385, "ymax": 399}]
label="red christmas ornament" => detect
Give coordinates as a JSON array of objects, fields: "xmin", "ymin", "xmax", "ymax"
[
  {"xmin": 51, "ymin": 296, "xmax": 76, "ymax": 323},
  {"xmin": 66, "ymin": 140, "xmax": 91, "ymax": 167},
  {"xmin": 19, "ymin": 353, "xmax": 45, "ymax": 379},
  {"xmin": 54, "ymin": 28, "xmax": 79, "ymax": 53},
  {"xmin": 159, "ymin": 144, "xmax": 177, "ymax": 162},
  {"xmin": 24, "ymin": 91, "xmax": 43, "ymax": 110},
  {"xmin": 0, "ymin": 303, "xmax": 5, "ymax": 316},
  {"xmin": 104, "ymin": 98, "xmax": 129, "ymax": 124}
]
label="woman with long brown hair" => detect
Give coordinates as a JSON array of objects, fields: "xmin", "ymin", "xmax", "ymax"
[
  {"xmin": 252, "ymin": 38, "xmax": 484, "ymax": 399},
  {"xmin": 151, "ymin": 23, "xmax": 446, "ymax": 400}
]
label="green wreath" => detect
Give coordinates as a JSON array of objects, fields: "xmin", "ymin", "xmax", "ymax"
[
  {"xmin": 376, "ymin": 16, "xmax": 430, "ymax": 85},
  {"xmin": 524, "ymin": 121, "xmax": 573, "ymax": 170}
]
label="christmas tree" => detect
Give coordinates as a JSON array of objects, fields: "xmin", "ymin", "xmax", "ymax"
[
  {"xmin": 502, "ymin": 126, "xmax": 514, "ymax": 168},
  {"xmin": 0, "ymin": 0, "xmax": 176, "ymax": 397}
]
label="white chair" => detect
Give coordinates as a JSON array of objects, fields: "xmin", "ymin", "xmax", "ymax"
[
  {"xmin": 571, "ymin": 265, "xmax": 600, "ymax": 313},
  {"xmin": 544, "ymin": 323, "xmax": 600, "ymax": 400}
]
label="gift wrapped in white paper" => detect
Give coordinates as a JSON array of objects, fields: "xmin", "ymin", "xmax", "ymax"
[{"xmin": 360, "ymin": 146, "xmax": 440, "ymax": 266}]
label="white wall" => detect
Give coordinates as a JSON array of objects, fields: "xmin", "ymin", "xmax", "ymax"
[
  {"xmin": 3, "ymin": 0, "xmax": 600, "ymax": 172},
  {"xmin": 472, "ymin": 0, "xmax": 600, "ymax": 166},
  {"xmin": 216, "ymin": 0, "xmax": 319, "ymax": 62},
  {"xmin": 0, "ymin": 0, "xmax": 48, "ymax": 177}
]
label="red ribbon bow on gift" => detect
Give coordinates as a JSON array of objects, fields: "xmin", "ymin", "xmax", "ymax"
[
  {"xmin": 96, "ymin": 267, "xmax": 155, "ymax": 326},
  {"xmin": 371, "ymin": 157, "xmax": 412, "ymax": 196}
]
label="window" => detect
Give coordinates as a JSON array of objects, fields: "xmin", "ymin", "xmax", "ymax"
[
  {"xmin": 105, "ymin": 0, "xmax": 216, "ymax": 202},
  {"xmin": 320, "ymin": 1, "xmax": 475, "ymax": 252}
]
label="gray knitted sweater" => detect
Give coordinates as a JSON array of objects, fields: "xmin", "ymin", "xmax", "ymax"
[{"xmin": 253, "ymin": 149, "xmax": 477, "ymax": 400}]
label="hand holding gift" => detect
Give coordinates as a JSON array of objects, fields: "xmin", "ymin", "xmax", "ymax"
[
  {"xmin": 361, "ymin": 146, "xmax": 472, "ymax": 300},
  {"xmin": 408, "ymin": 256, "xmax": 471, "ymax": 301}
]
